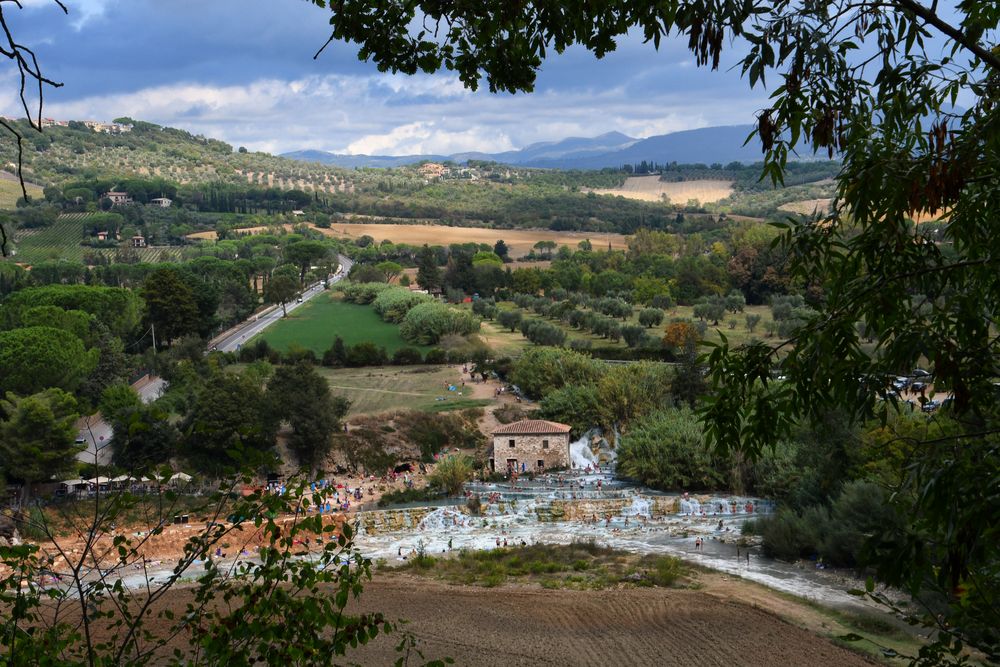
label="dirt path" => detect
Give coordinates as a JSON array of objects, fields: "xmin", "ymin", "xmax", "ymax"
[{"xmin": 345, "ymin": 575, "xmax": 875, "ymax": 666}]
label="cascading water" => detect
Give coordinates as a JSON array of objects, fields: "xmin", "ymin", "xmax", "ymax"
[{"xmin": 570, "ymin": 435, "xmax": 599, "ymax": 469}]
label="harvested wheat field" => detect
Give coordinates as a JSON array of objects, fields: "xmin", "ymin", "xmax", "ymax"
[
  {"xmin": 343, "ymin": 576, "xmax": 874, "ymax": 667},
  {"xmin": 778, "ymin": 198, "xmax": 833, "ymax": 215},
  {"xmin": 317, "ymin": 223, "xmax": 628, "ymax": 257},
  {"xmin": 586, "ymin": 175, "xmax": 734, "ymax": 204},
  {"xmin": 189, "ymin": 222, "xmax": 629, "ymax": 258},
  {"xmin": 778, "ymin": 199, "xmax": 948, "ymax": 223}
]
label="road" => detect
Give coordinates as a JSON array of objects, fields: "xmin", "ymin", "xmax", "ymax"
[{"xmin": 212, "ymin": 253, "xmax": 353, "ymax": 353}]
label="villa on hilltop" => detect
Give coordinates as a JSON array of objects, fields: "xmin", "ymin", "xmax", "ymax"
[{"xmin": 490, "ymin": 419, "xmax": 572, "ymax": 473}]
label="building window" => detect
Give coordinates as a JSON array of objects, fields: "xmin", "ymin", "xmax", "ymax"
[
  {"xmin": 508, "ymin": 439, "xmax": 515, "ymax": 448},
  {"xmin": 537, "ymin": 460, "xmax": 544, "ymax": 469},
  {"xmin": 542, "ymin": 439, "xmax": 549, "ymax": 449}
]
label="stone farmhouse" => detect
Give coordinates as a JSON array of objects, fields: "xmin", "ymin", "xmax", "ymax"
[{"xmin": 490, "ymin": 419, "xmax": 572, "ymax": 473}]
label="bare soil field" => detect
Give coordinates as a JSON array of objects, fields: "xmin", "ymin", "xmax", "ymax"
[
  {"xmin": 188, "ymin": 223, "xmax": 628, "ymax": 258},
  {"xmin": 586, "ymin": 176, "xmax": 734, "ymax": 204},
  {"xmin": 344, "ymin": 575, "xmax": 875, "ymax": 667}
]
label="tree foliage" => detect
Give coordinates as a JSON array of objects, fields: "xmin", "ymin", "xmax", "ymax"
[
  {"xmin": 399, "ymin": 302, "xmax": 479, "ymax": 345},
  {"xmin": 0, "ymin": 388, "xmax": 81, "ymax": 504},
  {"xmin": 0, "ymin": 326, "xmax": 97, "ymax": 396}
]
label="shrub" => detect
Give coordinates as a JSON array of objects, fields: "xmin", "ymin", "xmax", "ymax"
[
  {"xmin": 400, "ymin": 302, "xmax": 480, "ymax": 345},
  {"xmin": 616, "ymin": 407, "xmax": 727, "ymax": 491},
  {"xmin": 392, "ymin": 347, "xmax": 423, "ymax": 365},
  {"xmin": 621, "ymin": 325, "xmax": 646, "ymax": 348},
  {"xmin": 340, "ymin": 281, "xmax": 392, "ymax": 304},
  {"xmin": 568, "ymin": 338, "xmax": 592, "ymax": 351},
  {"xmin": 372, "ymin": 286, "xmax": 433, "ymax": 323},
  {"xmin": 345, "ymin": 342, "xmax": 387, "ymax": 367},
  {"xmin": 283, "ymin": 345, "xmax": 317, "ymax": 365},
  {"xmin": 509, "ymin": 347, "xmax": 604, "ymax": 399},
  {"xmin": 423, "ymin": 348, "xmax": 447, "ymax": 364},
  {"xmin": 429, "ymin": 454, "xmax": 475, "ymax": 496}
]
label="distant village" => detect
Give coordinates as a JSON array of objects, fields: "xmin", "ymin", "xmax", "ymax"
[{"xmin": 39, "ymin": 117, "xmax": 134, "ymax": 134}]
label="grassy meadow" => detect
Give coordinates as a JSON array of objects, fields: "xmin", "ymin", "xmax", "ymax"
[
  {"xmin": 318, "ymin": 366, "xmax": 489, "ymax": 416},
  {"xmin": 257, "ymin": 293, "xmax": 427, "ymax": 356}
]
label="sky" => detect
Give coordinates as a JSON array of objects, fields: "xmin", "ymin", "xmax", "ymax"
[{"xmin": 3, "ymin": 0, "xmax": 771, "ymax": 155}]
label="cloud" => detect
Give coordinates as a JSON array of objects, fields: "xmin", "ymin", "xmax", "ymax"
[
  {"xmin": 27, "ymin": 68, "xmax": 765, "ymax": 155},
  {"xmin": 5, "ymin": 1, "xmax": 772, "ymax": 155},
  {"xmin": 345, "ymin": 122, "xmax": 515, "ymax": 156}
]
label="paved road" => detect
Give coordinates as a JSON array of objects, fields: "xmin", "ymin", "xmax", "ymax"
[{"xmin": 213, "ymin": 253, "xmax": 353, "ymax": 353}]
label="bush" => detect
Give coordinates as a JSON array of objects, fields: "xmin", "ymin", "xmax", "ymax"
[
  {"xmin": 509, "ymin": 347, "xmax": 604, "ymax": 399},
  {"xmin": 400, "ymin": 302, "xmax": 480, "ymax": 345},
  {"xmin": 392, "ymin": 347, "xmax": 423, "ymax": 365},
  {"xmin": 283, "ymin": 345, "xmax": 317, "ymax": 365},
  {"xmin": 568, "ymin": 338, "xmax": 592, "ymax": 351},
  {"xmin": 429, "ymin": 454, "xmax": 475, "ymax": 496},
  {"xmin": 372, "ymin": 287, "xmax": 433, "ymax": 323},
  {"xmin": 340, "ymin": 282, "xmax": 392, "ymax": 304},
  {"xmin": 616, "ymin": 407, "xmax": 727, "ymax": 491},
  {"xmin": 538, "ymin": 384, "xmax": 602, "ymax": 436},
  {"xmin": 423, "ymin": 348, "xmax": 447, "ymax": 364},
  {"xmin": 621, "ymin": 325, "xmax": 646, "ymax": 348},
  {"xmin": 345, "ymin": 342, "xmax": 387, "ymax": 367}
]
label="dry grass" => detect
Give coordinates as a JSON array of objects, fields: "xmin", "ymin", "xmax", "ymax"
[
  {"xmin": 189, "ymin": 222, "xmax": 629, "ymax": 258},
  {"xmin": 778, "ymin": 198, "xmax": 948, "ymax": 223},
  {"xmin": 585, "ymin": 176, "xmax": 734, "ymax": 204},
  {"xmin": 778, "ymin": 198, "xmax": 833, "ymax": 215},
  {"xmin": 0, "ymin": 173, "xmax": 43, "ymax": 209}
]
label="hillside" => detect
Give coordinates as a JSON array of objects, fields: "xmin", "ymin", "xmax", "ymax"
[{"xmin": 0, "ymin": 118, "xmax": 839, "ymax": 240}]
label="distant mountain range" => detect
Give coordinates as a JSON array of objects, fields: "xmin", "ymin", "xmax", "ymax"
[{"xmin": 281, "ymin": 125, "xmax": 769, "ymax": 170}]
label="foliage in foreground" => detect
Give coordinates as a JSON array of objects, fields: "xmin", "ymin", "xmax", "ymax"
[{"xmin": 0, "ymin": 476, "xmax": 447, "ymax": 666}]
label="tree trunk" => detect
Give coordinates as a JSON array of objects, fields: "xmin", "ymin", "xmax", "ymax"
[{"xmin": 281, "ymin": 301, "xmax": 288, "ymax": 317}]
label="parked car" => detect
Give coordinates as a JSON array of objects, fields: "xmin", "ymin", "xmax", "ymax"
[
  {"xmin": 910, "ymin": 381, "xmax": 927, "ymax": 393},
  {"xmin": 922, "ymin": 399, "xmax": 941, "ymax": 412}
]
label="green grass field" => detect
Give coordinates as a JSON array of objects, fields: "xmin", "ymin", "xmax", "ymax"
[
  {"xmin": 257, "ymin": 293, "xmax": 429, "ymax": 356},
  {"xmin": 317, "ymin": 365, "xmax": 487, "ymax": 416}
]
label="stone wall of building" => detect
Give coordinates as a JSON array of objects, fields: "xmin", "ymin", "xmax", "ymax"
[{"xmin": 492, "ymin": 433, "xmax": 570, "ymax": 470}]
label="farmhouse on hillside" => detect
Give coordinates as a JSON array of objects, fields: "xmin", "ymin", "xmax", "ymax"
[
  {"xmin": 490, "ymin": 419, "xmax": 572, "ymax": 473},
  {"xmin": 149, "ymin": 197, "xmax": 172, "ymax": 207},
  {"xmin": 102, "ymin": 191, "xmax": 132, "ymax": 206}
]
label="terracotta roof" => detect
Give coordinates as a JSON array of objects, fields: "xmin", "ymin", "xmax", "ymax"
[{"xmin": 492, "ymin": 419, "xmax": 572, "ymax": 435}]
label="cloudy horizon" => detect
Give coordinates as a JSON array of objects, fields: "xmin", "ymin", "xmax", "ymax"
[{"xmin": 7, "ymin": 0, "xmax": 768, "ymax": 155}]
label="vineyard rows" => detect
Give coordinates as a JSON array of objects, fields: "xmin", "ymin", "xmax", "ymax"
[{"xmin": 8, "ymin": 213, "xmax": 183, "ymax": 265}]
